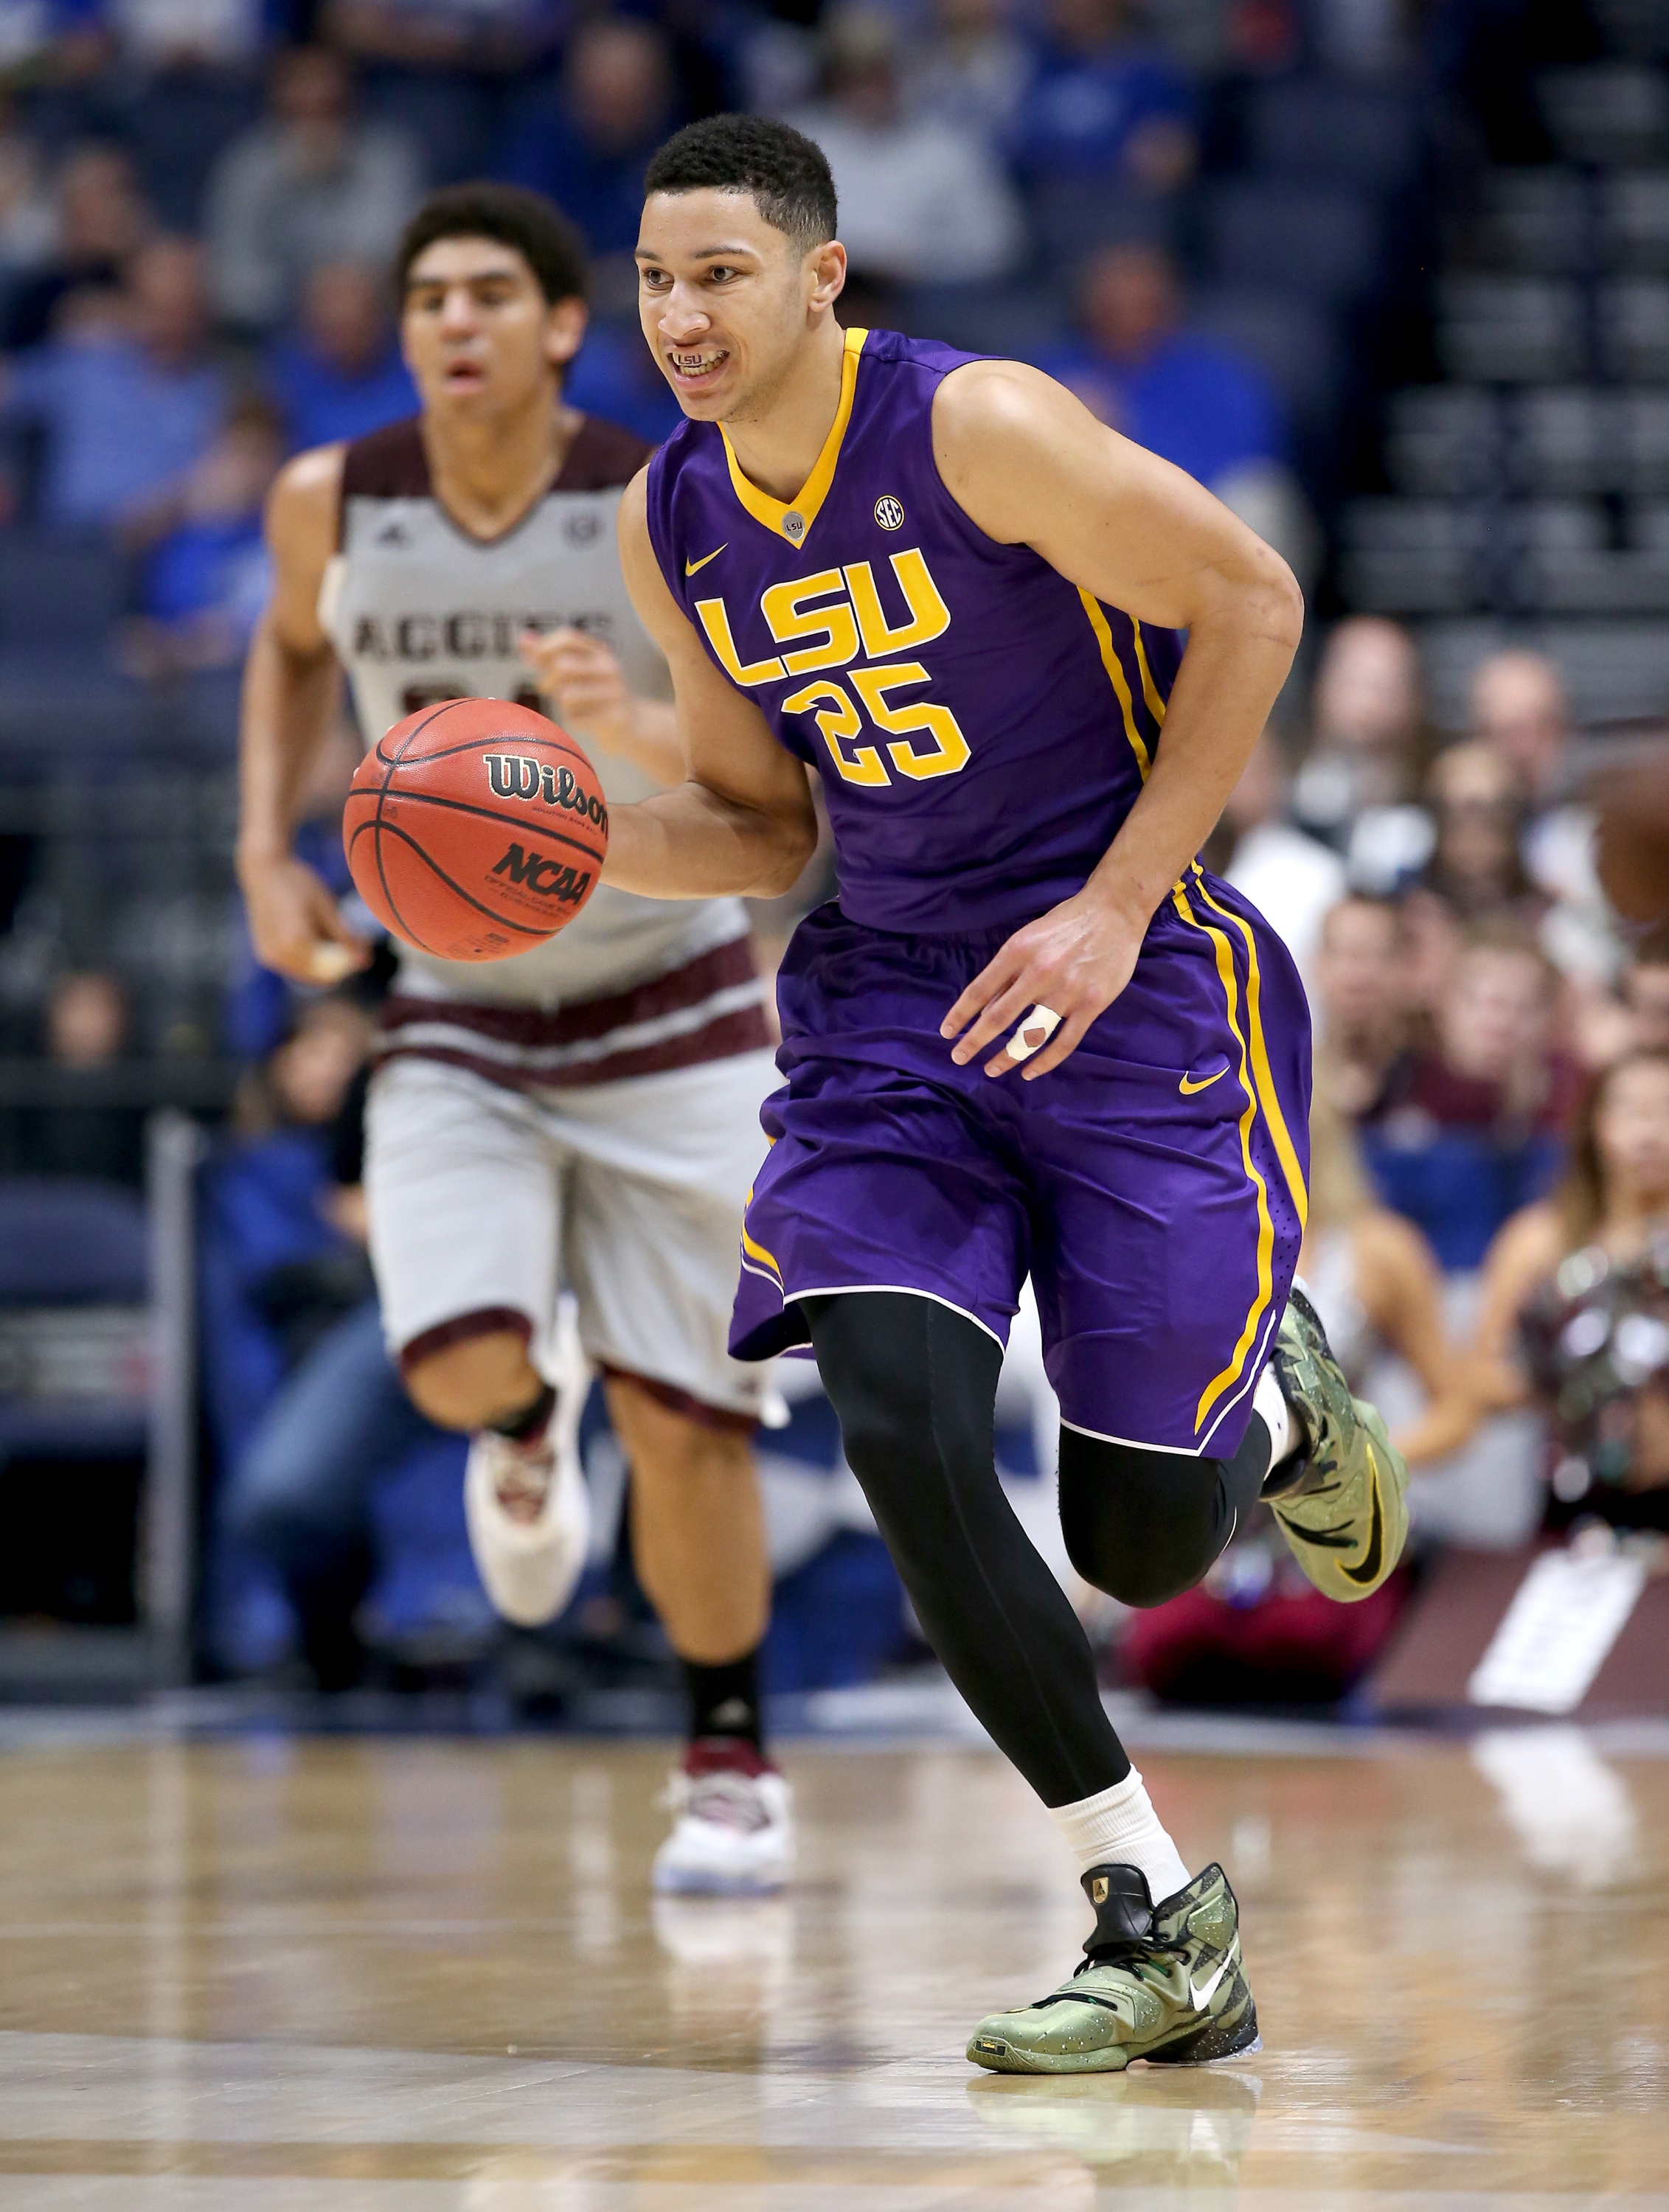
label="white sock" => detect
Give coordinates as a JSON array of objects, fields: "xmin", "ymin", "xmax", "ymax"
[
  {"xmin": 1048, "ymin": 1769, "xmax": 1190, "ymax": 1905},
  {"xmin": 1253, "ymin": 1361, "xmax": 1300, "ymax": 1475}
]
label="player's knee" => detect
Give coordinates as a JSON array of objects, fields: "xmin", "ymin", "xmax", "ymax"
[
  {"xmin": 1058, "ymin": 1431, "xmax": 1222, "ymax": 1609},
  {"xmin": 400, "ymin": 1323, "xmax": 541, "ymax": 1433}
]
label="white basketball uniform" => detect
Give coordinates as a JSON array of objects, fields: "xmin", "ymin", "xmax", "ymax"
[{"xmin": 321, "ymin": 413, "xmax": 778, "ymax": 1421}]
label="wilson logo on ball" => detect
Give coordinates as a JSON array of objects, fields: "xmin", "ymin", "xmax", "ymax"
[
  {"xmin": 490, "ymin": 844, "xmax": 594, "ymax": 902},
  {"xmin": 482, "ymin": 753, "xmax": 608, "ymax": 828}
]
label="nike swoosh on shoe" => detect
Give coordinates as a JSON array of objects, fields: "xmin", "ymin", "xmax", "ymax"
[{"xmin": 1340, "ymin": 1461, "xmax": 1385, "ymax": 1586}]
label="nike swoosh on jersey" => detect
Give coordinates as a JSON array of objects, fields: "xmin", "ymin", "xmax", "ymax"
[
  {"xmin": 1340, "ymin": 1457, "xmax": 1386, "ymax": 1585},
  {"xmin": 1179, "ymin": 1065, "xmax": 1228, "ymax": 1095},
  {"xmin": 1190, "ymin": 1954, "xmax": 1232, "ymax": 2011},
  {"xmin": 684, "ymin": 544, "xmax": 727, "ymax": 577}
]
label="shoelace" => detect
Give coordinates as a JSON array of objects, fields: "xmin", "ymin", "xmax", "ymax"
[
  {"xmin": 683, "ymin": 1770, "xmax": 771, "ymax": 1834},
  {"xmin": 493, "ymin": 1450, "xmax": 554, "ymax": 1520},
  {"xmin": 1032, "ymin": 1932, "xmax": 1194, "ymax": 2011}
]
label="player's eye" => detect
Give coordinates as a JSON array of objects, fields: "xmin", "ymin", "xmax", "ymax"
[
  {"xmin": 706, "ymin": 265, "xmax": 739, "ymax": 284},
  {"xmin": 639, "ymin": 265, "xmax": 670, "ymax": 288}
]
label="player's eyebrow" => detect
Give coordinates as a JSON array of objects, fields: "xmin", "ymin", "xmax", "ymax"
[{"xmin": 634, "ymin": 243, "xmax": 762, "ymax": 263}]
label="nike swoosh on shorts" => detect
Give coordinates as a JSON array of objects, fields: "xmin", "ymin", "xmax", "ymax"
[{"xmin": 1179, "ymin": 1065, "xmax": 1228, "ymax": 1095}]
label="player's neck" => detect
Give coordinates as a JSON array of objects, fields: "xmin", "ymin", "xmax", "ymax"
[
  {"xmin": 422, "ymin": 385, "xmax": 583, "ymax": 541},
  {"xmin": 719, "ymin": 318, "xmax": 849, "ymax": 505}
]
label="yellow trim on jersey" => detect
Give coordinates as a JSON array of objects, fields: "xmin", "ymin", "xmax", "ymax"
[
  {"xmin": 719, "ymin": 327, "xmax": 869, "ymax": 546},
  {"xmin": 1170, "ymin": 880, "xmax": 1274, "ymax": 1434},
  {"xmin": 1078, "ymin": 593, "xmax": 1151, "ymax": 780},
  {"xmin": 740, "ymin": 1179, "xmax": 783, "ymax": 1281},
  {"xmin": 740, "ymin": 1224, "xmax": 783, "ymax": 1280},
  {"xmin": 1190, "ymin": 865, "xmax": 1308, "ymax": 1234},
  {"xmin": 1132, "ymin": 619, "xmax": 1167, "ymax": 726}
]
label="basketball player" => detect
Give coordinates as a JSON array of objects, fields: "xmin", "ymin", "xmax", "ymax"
[
  {"xmin": 235, "ymin": 183, "xmax": 792, "ymax": 1894},
  {"xmin": 597, "ymin": 114, "xmax": 1412, "ymax": 2066}
]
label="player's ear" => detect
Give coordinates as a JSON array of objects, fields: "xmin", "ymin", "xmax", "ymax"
[
  {"xmin": 806, "ymin": 239, "xmax": 846, "ymax": 317},
  {"xmin": 544, "ymin": 296, "xmax": 589, "ymax": 372}
]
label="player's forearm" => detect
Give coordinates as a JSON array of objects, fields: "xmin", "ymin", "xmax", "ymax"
[
  {"xmin": 1084, "ymin": 581, "xmax": 1300, "ymax": 926},
  {"xmin": 602, "ymin": 782, "xmax": 816, "ymax": 900},
  {"xmin": 235, "ymin": 614, "xmax": 343, "ymax": 867}
]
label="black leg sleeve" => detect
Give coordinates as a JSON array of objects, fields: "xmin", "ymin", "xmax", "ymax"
[
  {"xmin": 1058, "ymin": 1416, "xmax": 1272, "ymax": 1609},
  {"xmin": 803, "ymin": 1291, "xmax": 1131, "ymax": 1808}
]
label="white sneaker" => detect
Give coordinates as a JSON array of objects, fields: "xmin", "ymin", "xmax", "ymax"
[
  {"xmin": 651, "ymin": 1742, "xmax": 795, "ymax": 1896},
  {"xmin": 463, "ymin": 1307, "xmax": 591, "ymax": 1627}
]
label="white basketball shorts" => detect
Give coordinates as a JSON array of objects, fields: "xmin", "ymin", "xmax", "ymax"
[{"xmin": 364, "ymin": 1048, "xmax": 780, "ymax": 1422}]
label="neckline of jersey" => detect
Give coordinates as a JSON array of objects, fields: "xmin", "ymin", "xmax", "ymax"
[
  {"xmin": 718, "ymin": 327, "xmax": 868, "ymax": 548},
  {"xmin": 422, "ymin": 409, "xmax": 603, "ymax": 552}
]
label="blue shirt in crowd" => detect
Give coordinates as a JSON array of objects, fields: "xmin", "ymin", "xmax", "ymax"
[
  {"xmin": 1011, "ymin": 36, "xmax": 1194, "ymax": 183},
  {"xmin": 4, "ymin": 334, "xmax": 226, "ymax": 527},
  {"xmin": 266, "ymin": 338, "xmax": 418, "ymax": 456},
  {"xmin": 1034, "ymin": 329, "xmax": 1285, "ymax": 487}
]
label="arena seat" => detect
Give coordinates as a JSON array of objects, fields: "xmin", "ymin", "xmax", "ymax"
[
  {"xmin": 1244, "ymin": 78, "xmax": 1420, "ymax": 192},
  {"xmin": 1201, "ymin": 182, "xmax": 1383, "ymax": 307}
]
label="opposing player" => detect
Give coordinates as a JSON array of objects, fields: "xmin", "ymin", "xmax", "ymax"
[
  {"xmin": 600, "ymin": 116, "xmax": 1411, "ymax": 2065},
  {"xmin": 236, "ymin": 183, "xmax": 792, "ymax": 1893}
]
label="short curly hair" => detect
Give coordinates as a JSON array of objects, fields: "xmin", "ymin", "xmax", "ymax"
[
  {"xmin": 396, "ymin": 183, "xmax": 588, "ymax": 305},
  {"xmin": 643, "ymin": 114, "xmax": 838, "ymax": 256}
]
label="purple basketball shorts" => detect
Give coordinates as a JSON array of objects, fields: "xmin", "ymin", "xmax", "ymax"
[{"xmin": 732, "ymin": 866, "xmax": 1311, "ymax": 1458}]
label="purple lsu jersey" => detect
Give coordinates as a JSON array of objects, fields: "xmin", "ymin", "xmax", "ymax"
[{"xmin": 645, "ymin": 326, "xmax": 1181, "ymax": 936}]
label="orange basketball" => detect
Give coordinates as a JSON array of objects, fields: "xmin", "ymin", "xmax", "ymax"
[{"xmin": 344, "ymin": 698, "xmax": 608, "ymax": 962}]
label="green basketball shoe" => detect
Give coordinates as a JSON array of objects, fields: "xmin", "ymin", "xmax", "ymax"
[
  {"xmin": 966, "ymin": 1863, "xmax": 1259, "ymax": 2075},
  {"xmin": 1263, "ymin": 1283, "xmax": 1409, "ymax": 1603}
]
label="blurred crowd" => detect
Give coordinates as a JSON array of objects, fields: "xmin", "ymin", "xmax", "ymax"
[{"xmin": 0, "ymin": 0, "xmax": 1665, "ymax": 1706}]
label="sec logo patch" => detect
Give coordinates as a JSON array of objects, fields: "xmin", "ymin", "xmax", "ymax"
[{"xmin": 874, "ymin": 495, "xmax": 905, "ymax": 531}]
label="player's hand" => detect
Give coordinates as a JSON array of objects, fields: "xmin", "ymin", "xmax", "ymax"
[
  {"xmin": 237, "ymin": 849, "xmax": 369, "ymax": 984},
  {"xmin": 940, "ymin": 886, "xmax": 1145, "ymax": 1080},
  {"xmin": 518, "ymin": 625, "xmax": 632, "ymax": 753}
]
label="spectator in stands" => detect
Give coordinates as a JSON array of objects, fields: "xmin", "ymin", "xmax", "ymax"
[
  {"xmin": 266, "ymin": 260, "xmax": 415, "ymax": 452},
  {"xmin": 122, "ymin": 394, "xmax": 280, "ymax": 678},
  {"xmin": 1121, "ymin": 1092, "xmax": 1471, "ymax": 1705},
  {"xmin": 497, "ymin": 18, "xmax": 676, "ymax": 274},
  {"xmin": 1217, "ymin": 728, "xmax": 1344, "ymax": 995},
  {"xmin": 1311, "ymin": 892, "xmax": 1410, "ymax": 1118},
  {"xmin": 787, "ymin": 6, "xmax": 1024, "ymax": 285},
  {"xmin": 1035, "ymin": 238, "xmax": 1314, "ymax": 580},
  {"xmin": 1470, "ymin": 647, "xmax": 1615, "ymax": 985},
  {"xmin": 1398, "ymin": 740, "xmax": 1542, "ymax": 1018},
  {"xmin": 215, "ymin": 1015, "xmax": 457, "ymax": 1691},
  {"xmin": 1010, "ymin": 0, "xmax": 1196, "ymax": 204},
  {"xmin": 5, "ymin": 970, "xmax": 142, "ymax": 1185},
  {"xmin": 0, "ymin": 141, "xmax": 151, "ymax": 352},
  {"xmin": 108, "ymin": 0, "xmax": 269, "ymax": 72},
  {"xmin": 1474, "ymin": 1047, "xmax": 1669, "ymax": 1529},
  {"xmin": 910, "ymin": 0, "xmax": 1033, "ymax": 141},
  {"xmin": 1294, "ymin": 614, "xmax": 1434, "ymax": 886},
  {"xmin": 204, "ymin": 45, "xmax": 420, "ymax": 335},
  {"xmin": 1362, "ymin": 919, "xmax": 1581, "ymax": 1273},
  {"xmin": 1, "ymin": 234, "xmax": 226, "ymax": 529}
]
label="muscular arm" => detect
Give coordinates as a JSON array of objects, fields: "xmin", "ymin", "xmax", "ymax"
[
  {"xmin": 600, "ymin": 469, "xmax": 818, "ymax": 898},
  {"xmin": 235, "ymin": 445, "xmax": 368, "ymax": 981},
  {"xmin": 933, "ymin": 361, "xmax": 1304, "ymax": 1077}
]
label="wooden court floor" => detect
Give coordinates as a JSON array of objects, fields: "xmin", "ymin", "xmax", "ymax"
[{"xmin": 0, "ymin": 1728, "xmax": 1665, "ymax": 2208}]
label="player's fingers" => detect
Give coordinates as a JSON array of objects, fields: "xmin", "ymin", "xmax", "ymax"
[
  {"xmin": 941, "ymin": 950, "xmax": 1022, "ymax": 1040},
  {"xmin": 1015, "ymin": 1007, "xmax": 1096, "ymax": 1082},
  {"xmin": 950, "ymin": 973, "xmax": 1040, "ymax": 1065}
]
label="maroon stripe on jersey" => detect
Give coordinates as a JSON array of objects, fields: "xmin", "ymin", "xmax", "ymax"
[
  {"xmin": 599, "ymin": 1362, "xmax": 758, "ymax": 1433},
  {"xmin": 377, "ymin": 1003, "xmax": 771, "ymax": 1091},
  {"xmin": 379, "ymin": 934, "xmax": 758, "ymax": 1051},
  {"xmin": 338, "ymin": 411, "xmax": 653, "ymax": 542},
  {"xmin": 398, "ymin": 1304, "xmax": 533, "ymax": 1375}
]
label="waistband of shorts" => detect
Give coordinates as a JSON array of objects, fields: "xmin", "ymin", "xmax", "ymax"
[{"xmin": 375, "ymin": 933, "xmax": 771, "ymax": 1089}]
